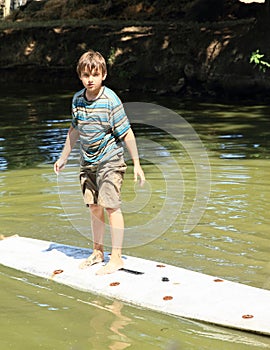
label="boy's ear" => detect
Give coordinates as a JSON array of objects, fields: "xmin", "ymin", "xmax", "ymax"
[{"xmin": 102, "ymin": 73, "xmax": 107, "ymax": 81}]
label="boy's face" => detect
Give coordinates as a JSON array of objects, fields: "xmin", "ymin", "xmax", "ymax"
[{"xmin": 80, "ymin": 66, "xmax": 106, "ymax": 97}]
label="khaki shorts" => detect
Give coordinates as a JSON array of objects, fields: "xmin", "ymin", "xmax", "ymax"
[{"xmin": 79, "ymin": 153, "xmax": 127, "ymax": 209}]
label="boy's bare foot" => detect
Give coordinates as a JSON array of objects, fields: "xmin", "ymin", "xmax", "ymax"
[
  {"xmin": 96, "ymin": 259, "xmax": 124, "ymax": 275},
  {"xmin": 79, "ymin": 250, "xmax": 104, "ymax": 269}
]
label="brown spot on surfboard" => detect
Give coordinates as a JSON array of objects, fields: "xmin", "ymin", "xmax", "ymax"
[
  {"xmin": 51, "ymin": 269, "xmax": 64, "ymax": 279},
  {"xmin": 110, "ymin": 282, "xmax": 120, "ymax": 287},
  {"xmin": 242, "ymin": 314, "xmax": 254, "ymax": 319}
]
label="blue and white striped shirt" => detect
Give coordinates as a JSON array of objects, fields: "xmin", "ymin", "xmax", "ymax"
[{"xmin": 71, "ymin": 86, "xmax": 130, "ymax": 164}]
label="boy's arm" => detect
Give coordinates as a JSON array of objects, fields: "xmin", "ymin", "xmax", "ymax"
[
  {"xmin": 54, "ymin": 126, "xmax": 79, "ymax": 174},
  {"xmin": 123, "ymin": 128, "xmax": 145, "ymax": 186}
]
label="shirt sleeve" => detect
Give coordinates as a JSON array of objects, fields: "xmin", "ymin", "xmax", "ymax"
[
  {"xmin": 71, "ymin": 96, "xmax": 78, "ymax": 129},
  {"xmin": 110, "ymin": 99, "xmax": 130, "ymax": 140}
]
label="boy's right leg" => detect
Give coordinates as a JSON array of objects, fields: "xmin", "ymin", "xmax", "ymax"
[{"xmin": 79, "ymin": 204, "xmax": 105, "ymax": 269}]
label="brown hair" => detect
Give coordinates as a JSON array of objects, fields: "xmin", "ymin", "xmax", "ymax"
[{"xmin": 76, "ymin": 50, "xmax": 107, "ymax": 77}]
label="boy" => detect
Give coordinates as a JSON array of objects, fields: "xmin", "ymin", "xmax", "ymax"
[{"xmin": 54, "ymin": 50, "xmax": 145, "ymax": 275}]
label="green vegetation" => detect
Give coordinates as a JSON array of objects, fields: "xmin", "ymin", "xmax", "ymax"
[{"xmin": 250, "ymin": 49, "xmax": 270, "ymax": 73}]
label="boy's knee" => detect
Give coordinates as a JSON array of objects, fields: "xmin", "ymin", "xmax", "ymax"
[
  {"xmin": 90, "ymin": 204, "xmax": 103, "ymax": 215},
  {"xmin": 106, "ymin": 207, "xmax": 121, "ymax": 216}
]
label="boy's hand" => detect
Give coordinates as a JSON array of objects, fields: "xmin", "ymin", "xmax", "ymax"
[
  {"xmin": 54, "ymin": 158, "xmax": 67, "ymax": 175},
  {"xmin": 134, "ymin": 164, "xmax": 145, "ymax": 187}
]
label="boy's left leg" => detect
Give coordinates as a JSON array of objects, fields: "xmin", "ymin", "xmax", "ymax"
[{"xmin": 96, "ymin": 207, "xmax": 124, "ymax": 275}]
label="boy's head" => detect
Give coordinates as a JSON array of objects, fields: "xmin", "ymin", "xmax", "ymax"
[{"xmin": 76, "ymin": 50, "xmax": 107, "ymax": 79}]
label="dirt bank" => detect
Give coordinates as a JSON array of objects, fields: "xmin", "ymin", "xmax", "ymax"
[{"xmin": 1, "ymin": 0, "xmax": 270, "ymax": 99}]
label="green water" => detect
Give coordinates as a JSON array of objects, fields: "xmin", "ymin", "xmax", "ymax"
[{"xmin": 1, "ymin": 85, "xmax": 270, "ymax": 349}]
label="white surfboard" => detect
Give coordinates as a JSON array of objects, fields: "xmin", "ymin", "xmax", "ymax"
[{"xmin": 1, "ymin": 235, "xmax": 270, "ymax": 336}]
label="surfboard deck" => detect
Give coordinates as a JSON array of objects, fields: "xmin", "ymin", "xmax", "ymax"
[{"xmin": 1, "ymin": 235, "xmax": 270, "ymax": 336}]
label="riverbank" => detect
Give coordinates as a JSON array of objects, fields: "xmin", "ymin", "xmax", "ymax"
[{"xmin": 1, "ymin": 2, "xmax": 270, "ymax": 100}]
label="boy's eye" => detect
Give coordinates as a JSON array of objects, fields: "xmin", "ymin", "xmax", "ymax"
[{"xmin": 81, "ymin": 71, "xmax": 100, "ymax": 78}]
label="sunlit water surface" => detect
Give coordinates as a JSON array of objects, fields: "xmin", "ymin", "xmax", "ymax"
[{"xmin": 0, "ymin": 84, "xmax": 270, "ymax": 349}]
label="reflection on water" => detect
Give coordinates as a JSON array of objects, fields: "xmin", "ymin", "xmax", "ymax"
[
  {"xmin": 1, "ymin": 84, "xmax": 270, "ymax": 349},
  {"xmin": 80, "ymin": 299, "xmax": 132, "ymax": 350},
  {"xmin": 0, "ymin": 84, "xmax": 72, "ymax": 171},
  {"xmin": 184, "ymin": 102, "xmax": 270, "ymax": 160}
]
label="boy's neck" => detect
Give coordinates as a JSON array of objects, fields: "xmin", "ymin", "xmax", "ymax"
[{"xmin": 85, "ymin": 86, "xmax": 104, "ymax": 101}]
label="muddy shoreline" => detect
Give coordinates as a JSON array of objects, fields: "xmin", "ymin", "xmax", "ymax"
[{"xmin": 1, "ymin": 17, "xmax": 269, "ymax": 100}]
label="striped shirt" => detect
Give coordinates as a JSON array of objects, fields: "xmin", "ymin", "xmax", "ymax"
[{"xmin": 71, "ymin": 86, "xmax": 130, "ymax": 164}]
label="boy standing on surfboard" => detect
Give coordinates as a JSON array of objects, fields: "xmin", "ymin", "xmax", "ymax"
[{"xmin": 54, "ymin": 50, "xmax": 145, "ymax": 275}]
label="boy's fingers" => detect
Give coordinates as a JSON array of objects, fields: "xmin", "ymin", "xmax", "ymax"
[
  {"xmin": 134, "ymin": 171, "xmax": 145, "ymax": 187},
  {"xmin": 54, "ymin": 159, "xmax": 66, "ymax": 175},
  {"xmin": 54, "ymin": 163, "xmax": 58, "ymax": 175},
  {"xmin": 140, "ymin": 174, "xmax": 145, "ymax": 187}
]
